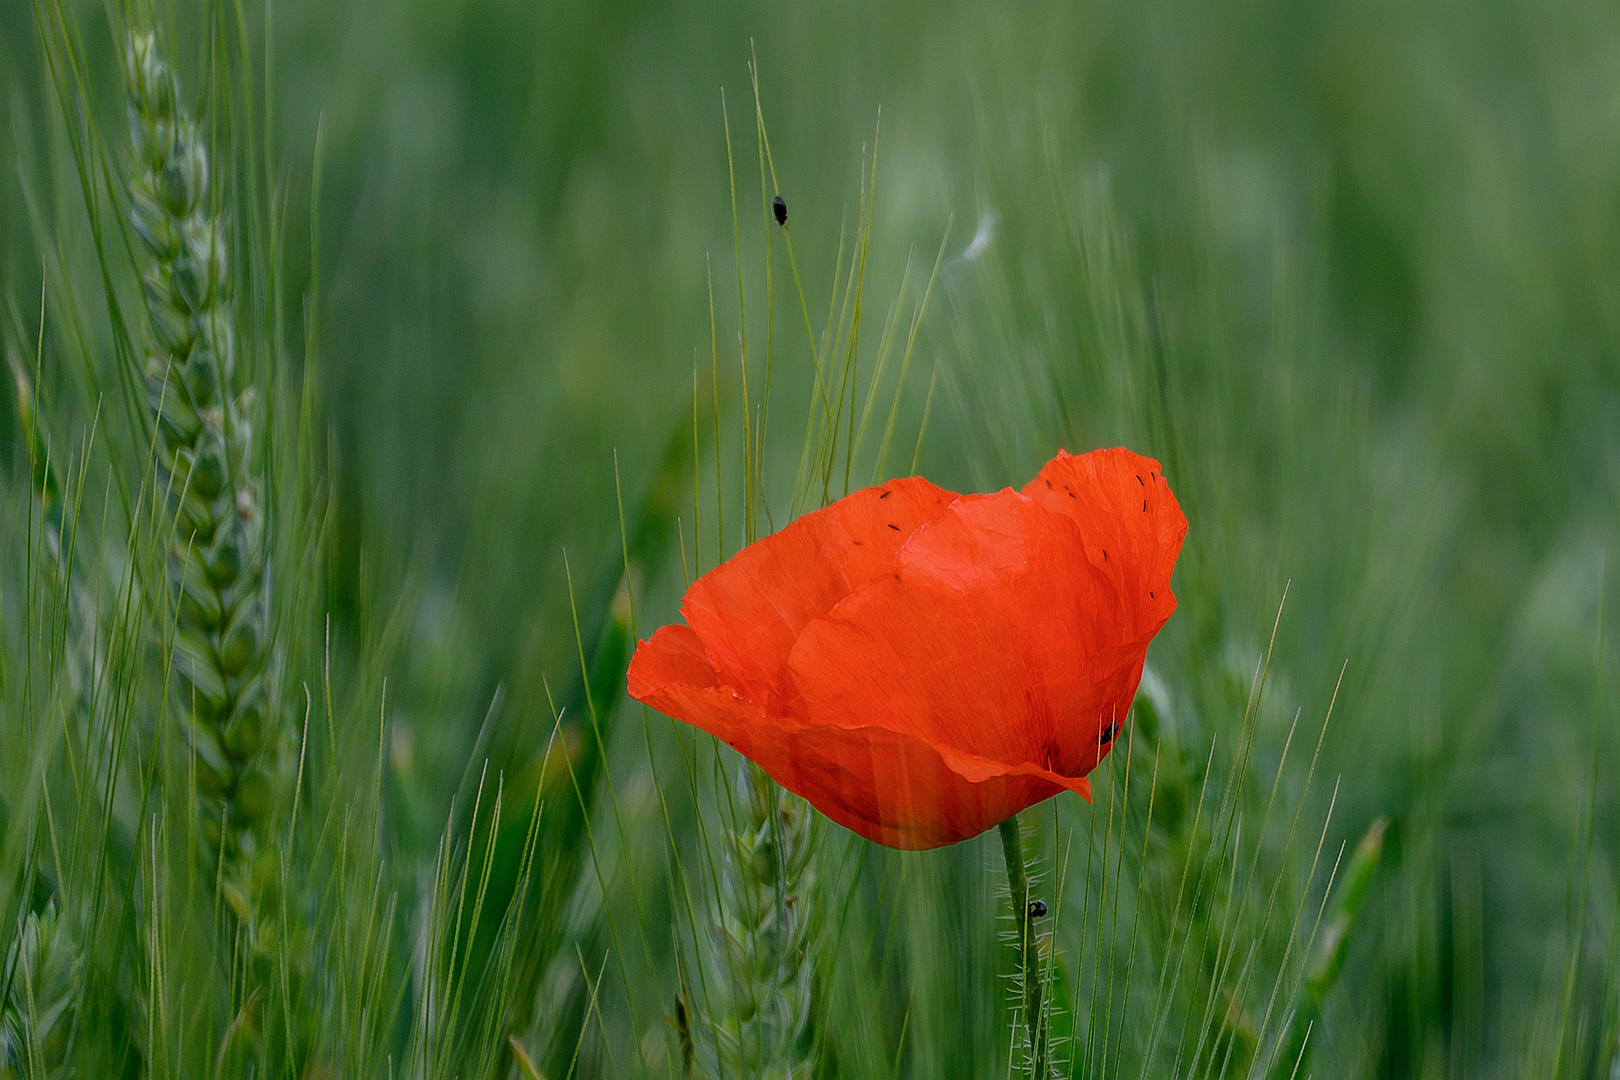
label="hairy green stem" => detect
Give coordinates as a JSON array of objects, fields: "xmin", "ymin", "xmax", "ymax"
[{"xmin": 1000, "ymin": 815, "xmax": 1048, "ymax": 1079}]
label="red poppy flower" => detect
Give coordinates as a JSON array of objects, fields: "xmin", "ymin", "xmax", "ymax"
[{"xmin": 627, "ymin": 448, "xmax": 1187, "ymax": 849}]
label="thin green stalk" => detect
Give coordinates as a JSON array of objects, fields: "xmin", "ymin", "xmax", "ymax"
[
  {"xmin": 872, "ymin": 216, "xmax": 947, "ymax": 484},
  {"xmin": 1551, "ymin": 571, "xmax": 1605, "ymax": 1079}
]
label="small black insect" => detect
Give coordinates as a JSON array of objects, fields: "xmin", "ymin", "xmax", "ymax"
[
  {"xmin": 1098, "ymin": 720, "xmax": 1120, "ymax": 746},
  {"xmin": 1028, "ymin": 899, "xmax": 1048, "ymax": 919},
  {"xmin": 773, "ymin": 195, "xmax": 788, "ymax": 226}
]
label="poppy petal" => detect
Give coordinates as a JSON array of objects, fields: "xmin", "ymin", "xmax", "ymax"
[
  {"xmin": 627, "ymin": 624, "xmax": 1074, "ymax": 848},
  {"xmin": 788, "ymin": 489, "xmax": 1164, "ymax": 788},
  {"xmin": 753, "ymin": 725, "xmax": 1072, "ymax": 849},
  {"xmin": 627, "ymin": 623, "xmax": 721, "ymax": 697},
  {"xmin": 1022, "ymin": 448, "xmax": 1186, "ymax": 635},
  {"xmin": 681, "ymin": 477, "xmax": 958, "ymax": 705}
]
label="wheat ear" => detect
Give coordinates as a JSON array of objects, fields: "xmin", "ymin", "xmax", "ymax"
[
  {"xmin": 121, "ymin": 31, "xmax": 287, "ymax": 950},
  {"xmin": 0, "ymin": 904, "xmax": 82, "ymax": 1080},
  {"xmin": 702, "ymin": 762, "xmax": 817, "ymax": 1079}
]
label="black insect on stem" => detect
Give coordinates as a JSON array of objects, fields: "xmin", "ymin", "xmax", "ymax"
[
  {"xmin": 773, "ymin": 194, "xmax": 788, "ymax": 226},
  {"xmin": 1028, "ymin": 899, "xmax": 1047, "ymax": 919}
]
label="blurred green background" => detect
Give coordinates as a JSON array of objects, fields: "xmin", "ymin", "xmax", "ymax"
[{"xmin": 2, "ymin": 0, "xmax": 1617, "ymax": 1075}]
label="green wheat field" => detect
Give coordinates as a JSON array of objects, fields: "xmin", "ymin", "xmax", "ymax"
[{"xmin": 0, "ymin": 0, "xmax": 1616, "ymax": 1077}]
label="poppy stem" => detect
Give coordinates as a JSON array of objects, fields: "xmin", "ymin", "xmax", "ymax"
[{"xmin": 998, "ymin": 815, "xmax": 1048, "ymax": 1078}]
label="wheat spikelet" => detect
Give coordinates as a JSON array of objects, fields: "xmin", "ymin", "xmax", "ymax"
[
  {"xmin": 700, "ymin": 762, "xmax": 816, "ymax": 1080},
  {"xmin": 0, "ymin": 905, "xmax": 82, "ymax": 1080},
  {"xmin": 120, "ymin": 30, "xmax": 288, "ymax": 953}
]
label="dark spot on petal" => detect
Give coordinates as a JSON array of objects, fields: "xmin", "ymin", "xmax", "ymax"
[
  {"xmin": 1098, "ymin": 721, "xmax": 1119, "ymax": 746},
  {"xmin": 1149, "ymin": 591, "xmax": 1155, "ymax": 598},
  {"xmin": 1143, "ymin": 500, "xmax": 1148, "ymax": 511},
  {"xmin": 1136, "ymin": 475, "xmax": 1144, "ymax": 485},
  {"xmin": 888, "ymin": 523, "xmax": 901, "ymax": 531},
  {"xmin": 1103, "ymin": 550, "xmax": 1108, "ymax": 561},
  {"xmin": 1045, "ymin": 479, "xmax": 1053, "ymax": 488},
  {"xmin": 879, "ymin": 489, "xmax": 892, "ymax": 499},
  {"xmin": 853, "ymin": 540, "xmax": 864, "ymax": 546}
]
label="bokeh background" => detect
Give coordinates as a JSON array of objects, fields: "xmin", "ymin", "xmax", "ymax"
[{"xmin": 3, "ymin": 0, "xmax": 1618, "ymax": 1075}]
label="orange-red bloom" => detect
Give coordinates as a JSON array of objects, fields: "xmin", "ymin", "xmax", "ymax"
[{"xmin": 627, "ymin": 448, "xmax": 1187, "ymax": 849}]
